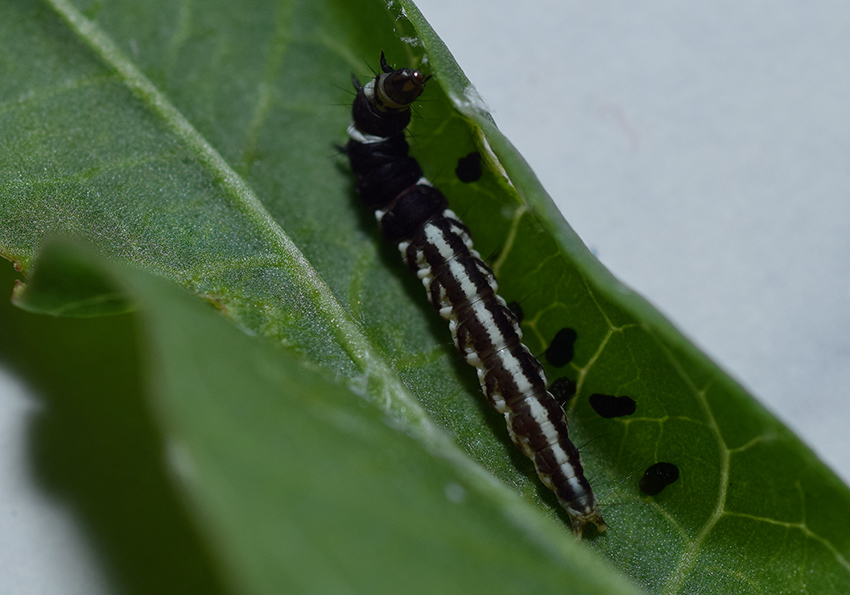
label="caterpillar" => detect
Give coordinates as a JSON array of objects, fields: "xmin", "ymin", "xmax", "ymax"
[{"xmin": 344, "ymin": 53, "xmax": 606, "ymax": 537}]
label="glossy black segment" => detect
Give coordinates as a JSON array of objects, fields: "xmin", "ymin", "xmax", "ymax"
[
  {"xmin": 589, "ymin": 393, "xmax": 636, "ymax": 418},
  {"xmin": 544, "ymin": 327, "xmax": 578, "ymax": 367},
  {"xmin": 351, "ymin": 90, "xmax": 411, "ymax": 137},
  {"xmin": 378, "ymin": 185, "xmax": 447, "ymax": 243},
  {"xmin": 640, "ymin": 462, "xmax": 680, "ymax": 496},
  {"xmin": 549, "ymin": 377, "xmax": 577, "ymax": 404},
  {"xmin": 506, "ymin": 301, "xmax": 523, "ymax": 323},
  {"xmin": 356, "ymin": 156, "xmax": 423, "ymax": 209},
  {"xmin": 455, "ymin": 151, "xmax": 483, "ymax": 183},
  {"xmin": 344, "ymin": 134, "xmax": 409, "ymax": 174}
]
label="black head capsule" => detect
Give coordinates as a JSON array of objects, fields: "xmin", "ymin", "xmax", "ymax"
[
  {"xmin": 373, "ymin": 52, "xmax": 430, "ymax": 111},
  {"xmin": 350, "ymin": 53, "xmax": 430, "ymax": 138},
  {"xmin": 375, "ymin": 68, "xmax": 429, "ymax": 109}
]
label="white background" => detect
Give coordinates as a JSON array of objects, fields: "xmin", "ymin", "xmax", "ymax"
[{"xmin": 2, "ymin": 1, "xmax": 849, "ymax": 592}]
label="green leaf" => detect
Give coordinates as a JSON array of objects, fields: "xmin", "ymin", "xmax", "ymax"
[
  {"xmin": 1, "ymin": 0, "xmax": 848, "ymax": 593},
  {"xmin": 8, "ymin": 241, "xmax": 637, "ymax": 594}
]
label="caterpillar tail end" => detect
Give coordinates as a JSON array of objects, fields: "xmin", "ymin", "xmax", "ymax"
[{"xmin": 571, "ymin": 510, "xmax": 607, "ymax": 539}]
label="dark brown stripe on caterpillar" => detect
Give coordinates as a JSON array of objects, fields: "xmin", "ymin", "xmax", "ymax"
[{"xmin": 344, "ymin": 53, "xmax": 605, "ymax": 536}]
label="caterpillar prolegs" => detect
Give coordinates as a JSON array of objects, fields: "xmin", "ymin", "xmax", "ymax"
[{"xmin": 344, "ymin": 54, "xmax": 606, "ymax": 536}]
